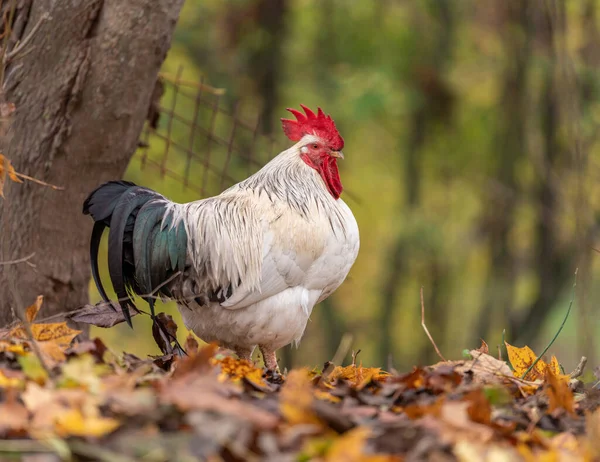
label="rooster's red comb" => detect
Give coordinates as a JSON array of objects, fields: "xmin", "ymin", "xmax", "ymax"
[{"xmin": 281, "ymin": 105, "xmax": 344, "ymax": 151}]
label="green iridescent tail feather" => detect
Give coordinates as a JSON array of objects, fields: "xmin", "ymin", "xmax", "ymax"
[{"xmin": 83, "ymin": 181, "xmax": 187, "ymax": 328}]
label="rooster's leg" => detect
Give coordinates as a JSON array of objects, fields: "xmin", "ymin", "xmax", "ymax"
[
  {"xmin": 234, "ymin": 347, "xmax": 253, "ymax": 363},
  {"xmin": 259, "ymin": 346, "xmax": 279, "ymax": 371}
]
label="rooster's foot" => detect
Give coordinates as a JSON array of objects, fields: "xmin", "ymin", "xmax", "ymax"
[
  {"xmin": 234, "ymin": 347, "xmax": 253, "ymax": 363},
  {"xmin": 259, "ymin": 346, "xmax": 283, "ymax": 383},
  {"xmin": 263, "ymin": 367, "xmax": 284, "ymax": 384}
]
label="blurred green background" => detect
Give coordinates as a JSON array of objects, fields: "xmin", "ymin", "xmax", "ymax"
[{"xmin": 90, "ymin": 0, "xmax": 600, "ymax": 372}]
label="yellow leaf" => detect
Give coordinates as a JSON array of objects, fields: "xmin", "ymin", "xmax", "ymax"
[
  {"xmin": 26, "ymin": 296, "xmax": 44, "ymax": 323},
  {"xmin": 0, "ymin": 369, "xmax": 23, "ymax": 388},
  {"xmin": 60, "ymin": 354, "xmax": 111, "ymax": 393},
  {"xmin": 55, "ymin": 408, "xmax": 120, "ymax": 438},
  {"xmin": 325, "ymin": 427, "xmax": 400, "ymax": 462},
  {"xmin": 504, "ymin": 342, "xmax": 561, "ymax": 381},
  {"xmin": 212, "ymin": 356, "xmax": 268, "ymax": 388},
  {"xmin": 314, "ymin": 390, "xmax": 341, "ymax": 403},
  {"xmin": 280, "ymin": 368, "xmax": 320, "ymax": 426},
  {"xmin": 327, "ymin": 364, "xmax": 389, "ymax": 389},
  {"xmin": 10, "ymin": 320, "xmax": 81, "ymax": 367},
  {"xmin": 0, "ymin": 340, "xmax": 27, "ymax": 355},
  {"xmin": 18, "ymin": 355, "xmax": 49, "ymax": 384},
  {"xmin": 0, "ymin": 154, "xmax": 22, "ymax": 198}
]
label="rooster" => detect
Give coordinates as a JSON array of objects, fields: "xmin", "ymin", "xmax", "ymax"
[{"xmin": 83, "ymin": 105, "xmax": 359, "ymax": 370}]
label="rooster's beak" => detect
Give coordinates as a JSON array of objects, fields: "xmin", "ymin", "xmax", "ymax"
[{"xmin": 330, "ymin": 151, "xmax": 344, "ymax": 160}]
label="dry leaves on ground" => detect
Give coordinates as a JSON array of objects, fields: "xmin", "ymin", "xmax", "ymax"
[{"xmin": 0, "ymin": 303, "xmax": 599, "ymax": 461}]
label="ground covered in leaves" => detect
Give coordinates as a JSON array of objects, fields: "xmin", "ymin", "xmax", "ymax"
[{"xmin": 1, "ymin": 301, "xmax": 600, "ymax": 461}]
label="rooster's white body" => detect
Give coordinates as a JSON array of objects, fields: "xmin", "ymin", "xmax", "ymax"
[{"xmin": 174, "ymin": 137, "xmax": 359, "ymax": 355}]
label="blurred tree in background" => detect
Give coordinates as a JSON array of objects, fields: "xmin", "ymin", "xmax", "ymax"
[{"xmin": 92, "ymin": 0, "xmax": 600, "ymax": 372}]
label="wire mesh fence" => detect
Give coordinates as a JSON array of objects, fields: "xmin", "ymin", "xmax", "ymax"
[{"xmin": 133, "ymin": 70, "xmax": 284, "ymax": 199}]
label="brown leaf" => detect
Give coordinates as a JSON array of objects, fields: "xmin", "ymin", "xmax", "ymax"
[
  {"xmin": 394, "ymin": 367, "xmax": 426, "ymax": 389},
  {"xmin": 454, "ymin": 350, "xmax": 512, "ymax": 385},
  {"xmin": 184, "ymin": 333, "xmax": 199, "ymax": 354},
  {"xmin": 160, "ymin": 373, "xmax": 277, "ymax": 430},
  {"xmin": 152, "ymin": 312, "xmax": 179, "ymax": 354},
  {"xmin": 545, "ymin": 364, "xmax": 575, "ymax": 416},
  {"xmin": 327, "ymin": 364, "xmax": 389, "ymax": 390},
  {"xmin": 280, "ymin": 368, "xmax": 320, "ymax": 426},
  {"xmin": 403, "ymin": 397, "xmax": 444, "ymax": 420},
  {"xmin": 172, "ymin": 343, "xmax": 218, "ymax": 378},
  {"xmin": 0, "ymin": 388, "xmax": 28, "ymax": 435},
  {"xmin": 476, "ymin": 339, "xmax": 489, "ymax": 355},
  {"xmin": 325, "ymin": 427, "xmax": 401, "ymax": 462},
  {"xmin": 68, "ymin": 302, "xmax": 139, "ymax": 328},
  {"xmin": 464, "ymin": 389, "xmax": 491, "ymax": 425},
  {"xmin": 25, "ymin": 296, "xmax": 43, "ymax": 323}
]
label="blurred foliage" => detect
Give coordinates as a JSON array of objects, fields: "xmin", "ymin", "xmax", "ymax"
[{"xmin": 91, "ymin": 0, "xmax": 600, "ymax": 371}]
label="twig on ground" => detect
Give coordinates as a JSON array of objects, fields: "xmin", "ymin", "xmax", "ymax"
[
  {"xmin": 317, "ymin": 332, "xmax": 353, "ymax": 384},
  {"xmin": 351, "ymin": 349, "xmax": 361, "ymax": 366},
  {"xmin": 0, "ymin": 251, "xmax": 35, "ymax": 266},
  {"xmin": 421, "ymin": 286, "xmax": 446, "ymax": 362},
  {"xmin": 521, "ymin": 268, "xmax": 578, "ymax": 380},
  {"xmin": 569, "ymin": 356, "xmax": 587, "ymax": 379}
]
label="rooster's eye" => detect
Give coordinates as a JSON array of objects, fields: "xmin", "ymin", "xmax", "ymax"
[{"xmin": 312, "ymin": 144, "xmax": 319, "ymax": 149}]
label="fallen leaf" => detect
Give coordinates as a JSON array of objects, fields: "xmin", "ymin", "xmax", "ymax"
[
  {"xmin": 60, "ymin": 354, "xmax": 111, "ymax": 393},
  {"xmin": 0, "ymin": 388, "xmax": 28, "ymax": 435},
  {"xmin": 185, "ymin": 333, "xmax": 199, "ymax": 353},
  {"xmin": 26, "ymin": 296, "xmax": 44, "ymax": 323},
  {"xmin": 172, "ymin": 343, "xmax": 218, "ymax": 378},
  {"xmin": 476, "ymin": 339, "xmax": 489, "ymax": 355},
  {"xmin": 55, "ymin": 408, "xmax": 120, "ymax": 438},
  {"xmin": 18, "ymin": 355, "xmax": 48, "ymax": 384},
  {"xmin": 403, "ymin": 397, "xmax": 444, "ymax": 420},
  {"xmin": 325, "ymin": 427, "xmax": 400, "ymax": 462},
  {"xmin": 0, "ymin": 368, "xmax": 24, "ymax": 388},
  {"xmin": 0, "ymin": 340, "xmax": 27, "ymax": 355},
  {"xmin": 68, "ymin": 302, "xmax": 139, "ymax": 328},
  {"xmin": 152, "ymin": 312, "xmax": 179, "ymax": 354},
  {"xmin": 213, "ymin": 355, "xmax": 269, "ymax": 390},
  {"xmin": 10, "ymin": 317, "xmax": 81, "ymax": 367},
  {"xmin": 327, "ymin": 364, "xmax": 389, "ymax": 390},
  {"xmin": 505, "ymin": 342, "xmax": 560, "ymax": 381},
  {"xmin": 453, "ymin": 350, "xmax": 512, "ymax": 385},
  {"xmin": 465, "ymin": 389, "xmax": 492, "ymax": 425},
  {"xmin": 160, "ymin": 374, "xmax": 277, "ymax": 429},
  {"xmin": 280, "ymin": 368, "xmax": 320, "ymax": 426},
  {"xmin": 545, "ymin": 364, "xmax": 575, "ymax": 416}
]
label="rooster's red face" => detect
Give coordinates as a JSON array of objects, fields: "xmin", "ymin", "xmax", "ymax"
[
  {"xmin": 281, "ymin": 105, "xmax": 345, "ymax": 200},
  {"xmin": 298, "ymin": 137, "xmax": 344, "ymax": 200}
]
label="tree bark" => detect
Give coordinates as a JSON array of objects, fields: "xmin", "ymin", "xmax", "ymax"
[{"xmin": 0, "ymin": 0, "xmax": 184, "ymax": 324}]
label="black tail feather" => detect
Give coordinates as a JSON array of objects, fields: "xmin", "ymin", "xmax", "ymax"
[
  {"xmin": 90, "ymin": 221, "xmax": 110, "ymax": 306},
  {"xmin": 107, "ymin": 188, "xmax": 159, "ymax": 327},
  {"xmin": 83, "ymin": 180, "xmax": 188, "ymax": 334}
]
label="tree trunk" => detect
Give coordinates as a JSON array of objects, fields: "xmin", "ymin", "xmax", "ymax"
[{"xmin": 0, "ymin": 0, "xmax": 184, "ymax": 324}]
